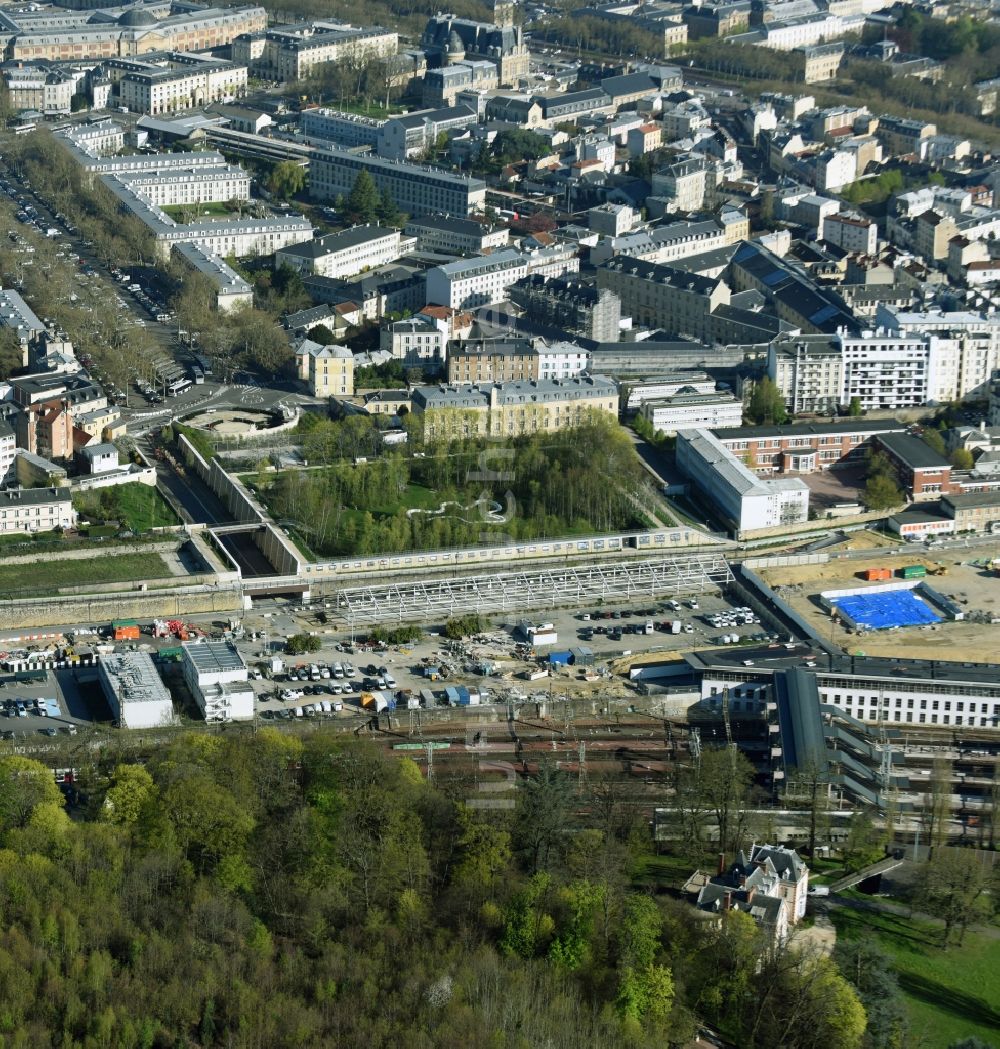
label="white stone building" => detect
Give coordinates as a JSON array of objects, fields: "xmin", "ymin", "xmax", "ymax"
[{"xmin": 425, "ymin": 249, "xmax": 528, "ymax": 310}]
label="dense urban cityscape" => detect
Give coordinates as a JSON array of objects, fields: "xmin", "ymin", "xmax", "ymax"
[{"xmin": 0, "ymin": 0, "xmax": 998, "ymax": 1044}]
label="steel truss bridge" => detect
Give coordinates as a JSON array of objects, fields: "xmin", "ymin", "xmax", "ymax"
[{"xmin": 334, "ymin": 553, "xmax": 734, "ymax": 624}]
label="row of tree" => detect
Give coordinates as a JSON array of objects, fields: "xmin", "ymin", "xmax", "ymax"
[
  {"xmin": 0, "ymin": 733, "xmax": 880, "ymax": 1049},
  {"xmin": 261, "ymin": 417, "xmax": 649, "ymax": 556}
]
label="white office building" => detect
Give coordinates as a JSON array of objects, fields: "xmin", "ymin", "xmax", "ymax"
[
  {"xmin": 640, "ymin": 389, "xmax": 744, "ymax": 435},
  {"xmin": 181, "ymin": 640, "xmax": 254, "ymax": 722},
  {"xmin": 98, "ymin": 651, "xmax": 175, "ymax": 730},
  {"xmin": 300, "ymin": 107, "xmax": 385, "ymax": 149},
  {"xmin": 425, "ymin": 249, "xmax": 528, "ymax": 309},
  {"xmin": 274, "ymin": 225, "xmax": 403, "ymax": 279},
  {"xmin": 676, "ymin": 429, "xmax": 809, "ymax": 536}
]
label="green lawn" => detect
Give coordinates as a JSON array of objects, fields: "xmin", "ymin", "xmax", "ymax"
[
  {"xmin": 74, "ymin": 483, "xmax": 179, "ymax": 533},
  {"xmin": 830, "ymin": 904, "xmax": 1000, "ymax": 1048},
  {"xmin": 161, "ymin": 201, "xmax": 238, "ymax": 223},
  {"xmin": 632, "ymin": 852, "xmax": 699, "ymax": 891},
  {"xmin": 0, "ymin": 552, "xmax": 172, "ymax": 595}
]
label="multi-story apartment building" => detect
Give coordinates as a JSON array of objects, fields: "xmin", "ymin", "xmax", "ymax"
[
  {"xmin": 253, "ymin": 24, "xmax": 397, "ymax": 82},
  {"xmin": 119, "ymin": 55, "xmax": 246, "ymax": 115},
  {"xmin": 403, "ymin": 215, "xmax": 509, "ymax": 255},
  {"xmin": 309, "ymin": 345, "xmax": 354, "ymax": 398},
  {"xmin": 659, "ymin": 99, "xmax": 712, "ymax": 139},
  {"xmin": 675, "ymin": 428, "xmax": 810, "ymax": 535},
  {"xmin": 821, "ymin": 211, "xmax": 877, "ymax": 255},
  {"xmin": 378, "ymin": 105, "xmax": 478, "ymax": 159},
  {"xmin": 711, "ymin": 418, "xmax": 907, "ymax": 475},
  {"xmin": 310, "ymin": 148, "xmax": 486, "ymax": 219},
  {"xmin": 587, "ymin": 203, "xmax": 636, "ymax": 238},
  {"xmin": 274, "ymin": 226, "xmax": 402, "ymax": 280},
  {"xmin": 839, "ymin": 331, "xmax": 931, "ymax": 410},
  {"xmin": 446, "ymin": 338, "xmax": 590, "ymax": 384},
  {"xmin": 768, "ymin": 329, "xmax": 942, "ymax": 413},
  {"xmin": 0, "ymin": 422, "xmax": 17, "ymax": 487},
  {"xmin": 508, "ymin": 275, "xmax": 622, "ymax": 343},
  {"xmin": 1, "ymin": 62, "xmax": 78, "ymax": 114},
  {"xmin": 0, "ymin": 488, "xmax": 76, "ymax": 536},
  {"xmin": 116, "ymin": 165, "xmax": 251, "ymax": 207},
  {"xmin": 7, "ymin": 5, "xmax": 267, "ymax": 63},
  {"xmin": 768, "ymin": 333, "xmax": 844, "ymax": 415},
  {"xmin": 299, "ymin": 108, "xmax": 385, "ymax": 149},
  {"xmin": 877, "ymin": 115, "xmax": 936, "ymax": 157},
  {"xmin": 380, "ymin": 314, "xmax": 447, "ymax": 366},
  {"xmin": 15, "ymin": 400, "xmax": 74, "ymax": 460},
  {"xmin": 446, "ymin": 338, "xmax": 537, "ymax": 384},
  {"xmin": 651, "ymin": 157, "xmax": 708, "ymax": 213},
  {"xmin": 590, "ymin": 218, "xmax": 727, "ymax": 266},
  {"xmin": 877, "ymin": 306, "xmax": 1000, "ymax": 401},
  {"xmin": 596, "ymin": 256, "xmax": 731, "ymax": 341},
  {"xmin": 425, "ymin": 249, "xmax": 527, "ymax": 310},
  {"xmin": 411, "ymin": 375, "xmax": 617, "ymax": 440}
]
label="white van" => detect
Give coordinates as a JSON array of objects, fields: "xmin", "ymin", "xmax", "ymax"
[{"xmin": 293, "ymin": 706, "xmax": 304, "ymax": 718}]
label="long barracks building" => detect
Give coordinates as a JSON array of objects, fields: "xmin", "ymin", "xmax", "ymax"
[{"xmin": 310, "ymin": 147, "xmax": 486, "ymax": 219}]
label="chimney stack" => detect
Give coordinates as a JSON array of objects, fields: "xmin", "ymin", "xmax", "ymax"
[
  {"xmin": 723, "ymin": 891, "xmax": 732, "ymax": 912},
  {"xmin": 717, "ymin": 852, "xmax": 726, "ymax": 875},
  {"xmin": 747, "ymin": 886, "xmax": 756, "ymax": 905}
]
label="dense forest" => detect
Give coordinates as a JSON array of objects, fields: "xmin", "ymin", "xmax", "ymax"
[
  {"xmin": 261, "ymin": 417, "xmax": 649, "ymax": 555},
  {"xmin": 0, "ymin": 735, "xmax": 878, "ymax": 1049}
]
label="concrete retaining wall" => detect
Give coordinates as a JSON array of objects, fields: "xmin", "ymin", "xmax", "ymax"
[
  {"xmin": 744, "ymin": 553, "xmax": 830, "ymax": 570},
  {"xmin": 178, "ymin": 434, "xmax": 302, "ymax": 576},
  {"xmin": 0, "ymin": 582, "xmax": 243, "ymax": 629}
]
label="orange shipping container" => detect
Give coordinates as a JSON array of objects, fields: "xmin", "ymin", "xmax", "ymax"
[{"xmin": 114, "ymin": 626, "xmax": 141, "ymax": 641}]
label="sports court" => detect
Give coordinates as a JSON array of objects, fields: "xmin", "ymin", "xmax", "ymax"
[{"xmin": 826, "ymin": 588, "xmax": 942, "ymax": 631}]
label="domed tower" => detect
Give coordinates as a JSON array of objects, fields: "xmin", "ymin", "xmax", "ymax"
[{"xmin": 445, "ymin": 29, "xmax": 466, "ymax": 64}]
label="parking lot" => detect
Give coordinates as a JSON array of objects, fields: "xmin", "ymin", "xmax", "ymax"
[
  {"xmin": 0, "ymin": 577, "xmax": 785, "ymax": 733},
  {"xmin": 237, "ymin": 584, "xmax": 782, "ymax": 718},
  {"xmin": 0, "ymin": 667, "xmax": 110, "ymax": 740}
]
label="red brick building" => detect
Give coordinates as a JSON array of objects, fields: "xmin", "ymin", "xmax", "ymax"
[
  {"xmin": 875, "ymin": 431, "xmax": 957, "ymax": 500},
  {"xmin": 711, "ymin": 419, "xmax": 907, "ymax": 475}
]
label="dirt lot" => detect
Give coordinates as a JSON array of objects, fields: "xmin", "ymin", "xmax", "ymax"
[
  {"xmin": 763, "ymin": 550, "xmax": 1000, "ymax": 661},
  {"xmin": 800, "ymin": 463, "xmax": 867, "ymax": 511}
]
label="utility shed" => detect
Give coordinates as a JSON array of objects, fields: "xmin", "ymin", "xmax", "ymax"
[
  {"xmin": 569, "ymin": 645, "xmax": 595, "ymax": 666},
  {"xmin": 98, "ymin": 650, "xmax": 174, "ymax": 729}
]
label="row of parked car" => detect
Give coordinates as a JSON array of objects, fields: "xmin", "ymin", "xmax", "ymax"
[
  {"xmin": 262, "ymin": 700, "xmax": 344, "ymax": 720},
  {"xmin": 280, "ymin": 661, "xmax": 357, "ymax": 682}
]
